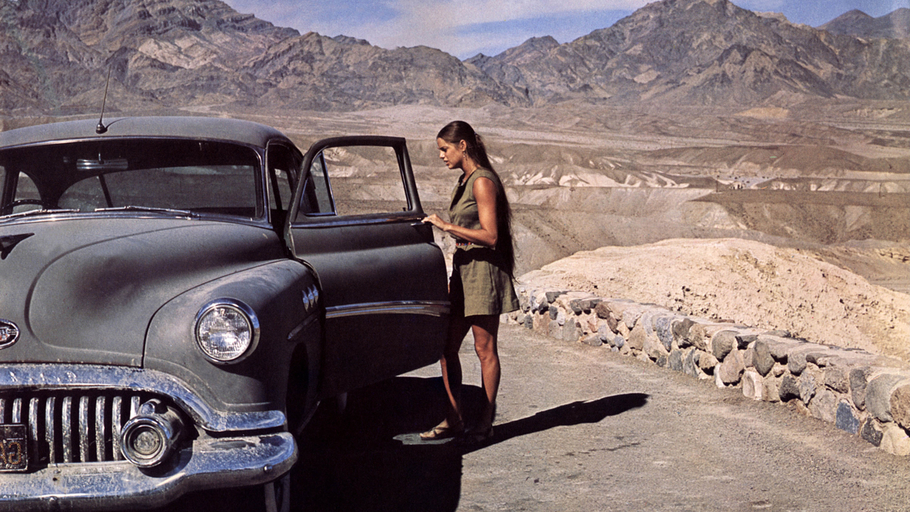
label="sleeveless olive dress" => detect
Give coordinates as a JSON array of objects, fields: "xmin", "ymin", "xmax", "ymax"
[{"xmin": 448, "ymin": 168, "xmax": 519, "ymax": 317}]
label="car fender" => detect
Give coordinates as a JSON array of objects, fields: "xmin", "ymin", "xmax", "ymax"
[{"xmin": 143, "ymin": 258, "xmax": 322, "ymax": 432}]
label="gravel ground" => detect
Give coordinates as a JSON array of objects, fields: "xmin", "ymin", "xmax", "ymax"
[{"xmin": 285, "ymin": 323, "xmax": 910, "ymax": 511}]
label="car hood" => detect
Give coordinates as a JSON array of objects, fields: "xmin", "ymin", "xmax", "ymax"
[{"xmin": 0, "ymin": 217, "xmax": 285, "ymax": 366}]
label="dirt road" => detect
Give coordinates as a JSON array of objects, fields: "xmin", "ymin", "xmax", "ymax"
[{"xmin": 282, "ymin": 323, "xmax": 910, "ymax": 511}]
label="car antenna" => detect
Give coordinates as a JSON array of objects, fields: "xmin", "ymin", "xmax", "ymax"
[{"xmin": 96, "ymin": 66, "xmax": 112, "ymax": 134}]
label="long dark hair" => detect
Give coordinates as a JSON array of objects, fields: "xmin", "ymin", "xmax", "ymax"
[{"xmin": 437, "ymin": 120, "xmax": 516, "ymax": 278}]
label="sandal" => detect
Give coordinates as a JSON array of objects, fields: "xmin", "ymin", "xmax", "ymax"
[
  {"xmin": 465, "ymin": 425, "xmax": 494, "ymax": 443},
  {"xmin": 419, "ymin": 420, "xmax": 464, "ymax": 440}
]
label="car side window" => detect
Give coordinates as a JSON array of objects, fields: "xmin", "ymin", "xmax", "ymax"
[
  {"xmin": 298, "ymin": 145, "xmax": 409, "ymax": 218},
  {"xmin": 8, "ymin": 172, "xmax": 43, "ymax": 213}
]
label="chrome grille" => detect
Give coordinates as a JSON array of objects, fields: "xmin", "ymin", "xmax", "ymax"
[{"xmin": 0, "ymin": 392, "xmax": 153, "ymax": 466}]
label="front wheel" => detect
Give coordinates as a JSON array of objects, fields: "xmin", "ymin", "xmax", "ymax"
[{"xmin": 263, "ymin": 472, "xmax": 291, "ymax": 512}]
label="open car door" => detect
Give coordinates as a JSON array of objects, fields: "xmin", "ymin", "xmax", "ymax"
[{"xmin": 286, "ymin": 136, "xmax": 449, "ymax": 397}]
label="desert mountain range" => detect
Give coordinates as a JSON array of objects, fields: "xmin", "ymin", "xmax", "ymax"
[
  {"xmin": 0, "ymin": 0, "xmax": 908, "ymax": 360},
  {"xmin": 821, "ymin": 8, "xmax": 910, "ymax": 39},
  {"xmin": 1, "ymin": 0, "xmax": 909, "ymax": 114}
]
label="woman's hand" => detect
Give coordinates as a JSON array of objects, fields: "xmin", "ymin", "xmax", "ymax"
[
  {"xmin": 423, "ymin": 213, "xmax": 448, "ymax": 231},
  {"xmin": 423, "ymin": 177, "xmax": 499, "ymax": 248}
]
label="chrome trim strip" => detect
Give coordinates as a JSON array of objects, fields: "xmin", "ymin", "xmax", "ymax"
[
  {"xmin": 287, "ymin": 313, "xmax": 320, "ymax": 342},
  {"xmin": 130, "ymin": 395, "xmax": 141, "ymax": 419},
  {"xmin": 112, "ymin": 396, "xmax": 124, "ymax": 461},
  {"xmin": 28, "ymin": 398, "xmax": 39, "ymax": 463},
  {"xmin": 95, "ymin": 396, "xmax": 107, "ymax": 461},
  {"xmin": 45, "ymin": 397, "xmax": 56, "ymax": 463},
  {"xmin": 78, "ymin": 396, "xmax": 90, "ymax": 462},
  {"xmin": 0, "ymin": 364, "xmax": 286, "ymax": 433},
  {"xmin": 62, "ymin": 397, "xmax": 73, "ymax": 463},
  {"xmin": 325, "ymin": 300, "xmax": 450, "ymax": 319}
]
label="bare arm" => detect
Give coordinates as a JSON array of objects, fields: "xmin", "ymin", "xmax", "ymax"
[{"xmin": 423, "ymin": 176, "xmax": 498, "ymax": 247}]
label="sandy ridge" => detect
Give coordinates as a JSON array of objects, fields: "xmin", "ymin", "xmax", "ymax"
[{"xmin": 520, "ymin": 238, "xmax": 910, "ymax": 362}]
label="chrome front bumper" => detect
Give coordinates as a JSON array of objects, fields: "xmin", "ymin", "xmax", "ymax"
[
  {"xmin": 0, "ymin": 364, "xmax": 297, "ymax": 510},
  {"xmin": 0, "ymin": 431, "xmax": 296, "ymax": 511}
]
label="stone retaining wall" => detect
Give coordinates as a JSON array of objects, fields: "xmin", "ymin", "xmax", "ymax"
[{"xmin": 507, "ymin": 286, "xmax": 910, "ymax": 456}]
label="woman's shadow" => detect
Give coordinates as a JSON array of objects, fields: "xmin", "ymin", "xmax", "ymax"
[{"xmin": 293, "ymin": 376, "xmax": 649, "ymax": 512}]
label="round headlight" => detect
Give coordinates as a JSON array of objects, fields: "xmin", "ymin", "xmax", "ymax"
[{"xmin": 194, "ymin": 300, "xmax": 260, "ymax": 363}]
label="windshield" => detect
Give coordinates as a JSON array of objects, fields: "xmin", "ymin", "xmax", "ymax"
[{"xmin": 0, "ymin": 139, "xmax": 262, "ymax": 219}]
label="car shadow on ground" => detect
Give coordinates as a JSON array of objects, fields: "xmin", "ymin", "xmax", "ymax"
[{"xmin": 292, "ymin": 376, "xmax": 649, "ymax": 512}]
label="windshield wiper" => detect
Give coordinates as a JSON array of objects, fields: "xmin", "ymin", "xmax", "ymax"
[
  {"xmin": 1, "ymin": 209, "xmax": 80, "ymax": 220},
  {"xmin": 94, "ymin": 206, "xmax": 198, "ymax": 218}
]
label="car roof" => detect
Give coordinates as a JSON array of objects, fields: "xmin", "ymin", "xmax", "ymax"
[{"xmin": 0, "ymin": 116, "xmax": 292, "ymax": 149}]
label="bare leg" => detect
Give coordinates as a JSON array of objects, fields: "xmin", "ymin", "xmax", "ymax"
[
  {"xmin": 421, "ymin": 315, "xmax": 470, "ymax": 438},
  {"xmin": 440, "ymin": 315, "xmax": 471, "ymax": 425},
  {"xmin": 471, "ymin": 315, "xmax": 501, "ymax": 430}
]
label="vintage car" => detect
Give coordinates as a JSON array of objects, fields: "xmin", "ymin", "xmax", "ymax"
[{"xmin": 0, "ymin": 116, "xmax": 450, "ymax": 511}]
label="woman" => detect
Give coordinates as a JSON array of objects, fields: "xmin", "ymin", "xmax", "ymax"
[{"xmin": 420, "ymin": 120, "xmax": 519, "ymax": 442}]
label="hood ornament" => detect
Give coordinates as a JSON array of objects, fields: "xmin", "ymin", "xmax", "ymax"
[{"xmin": 0, "ymin": 319, "xmax": 20, "ymax": 349}]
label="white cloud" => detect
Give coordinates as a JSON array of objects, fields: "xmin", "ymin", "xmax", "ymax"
[
  {"xmin": 227, "ymin": 0, "xmax": 907, "ymax": 56},
  {"xmin": 385, "ymin": 0, "xmax": 649, "ymax": 28},
  {"xmin": 340, "ymin": 0, "xmax": 650, "ymax": 56},
  {"xmin": 224, "ymin": 0, "xmax": 650, "ymax": 56}
]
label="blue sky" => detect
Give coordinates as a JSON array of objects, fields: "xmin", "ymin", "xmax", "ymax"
[{"xmin": 224, "ymin": 0, "xmax": 909, "ymax": 59}]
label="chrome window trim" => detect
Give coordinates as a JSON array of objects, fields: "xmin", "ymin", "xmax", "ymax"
[
  {"xmin": 325, "ymin": 300, "xmax": 450, "ymax": 320},
  {"xmin": 290, "ymin": 212, "xmax": 424, "ymax": 229},
  {"xmin": 0, "ymin": 211, "xmax": 274, "ymax": 228}
]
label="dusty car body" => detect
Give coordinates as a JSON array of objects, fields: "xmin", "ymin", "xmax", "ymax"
[{"xmin": 0, "ymin": 117, "xmax": 449, "ymax": 510}]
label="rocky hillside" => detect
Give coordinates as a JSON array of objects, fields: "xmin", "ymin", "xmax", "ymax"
[
  {"xmin": 0, "ymin": 0, "xmax": 298, "ymax": 112},
  {"xmin": 241, "ymin": 34, "xmax": 525, "ymax": 110},
  {"xmin": 0, "ymin": 0, "xmax": 525, "ymax": 114},
  {"xmin": 468, "ymin": 0, "xmax": 910, "ymax": 105},
  {"xmin": 0, "ymin": 0, "xmax": 909, "ymax": 115},
  {"xmin": 821, "ymin": 8, "xmax": 910, "ymax": 39}
]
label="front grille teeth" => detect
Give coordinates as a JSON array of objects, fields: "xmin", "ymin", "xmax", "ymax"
[{"xmin": 0, "ymin": 392, "xmax": 160, "ymax": 466}]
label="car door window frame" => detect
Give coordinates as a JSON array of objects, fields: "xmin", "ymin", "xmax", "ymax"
[
  {"xmin": 265, "ymin": 141, "xmax": 301, "ymax": 227},
  {"xmin": 298, "ymin": 151, "xmax": 336, "ymax": 218},
  {"xmin": 288, "ymin": 136, "xmax": 422, "ymax": 227}
]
